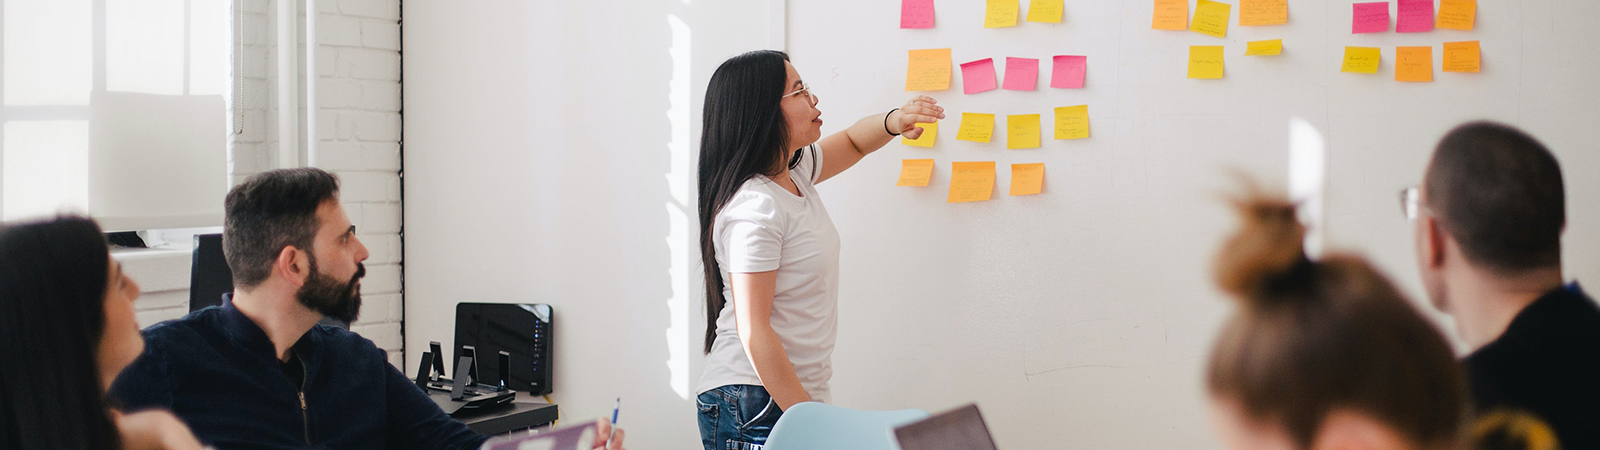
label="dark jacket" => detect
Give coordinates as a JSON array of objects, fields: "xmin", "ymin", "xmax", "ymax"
[
  {"xmin": 1464, "ymin": 283, "xmax": 1600, "ymax": 450},
  {"xmin": 111, "ymin": 305, "xmax": 487, "ymax": 450}
]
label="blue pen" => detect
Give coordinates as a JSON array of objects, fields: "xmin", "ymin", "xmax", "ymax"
[{"xmin": 608, "ymin": 398, "xmax": 621, "ymax": 442}]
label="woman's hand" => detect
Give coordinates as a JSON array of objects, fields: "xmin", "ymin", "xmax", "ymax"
[
  {"xmin": 888, "ymin": 95, "xmax": 945, "ymax": 140},
  {"xmin": 115, "ymin": 409, "xmax": 205, "ymax": 450}
]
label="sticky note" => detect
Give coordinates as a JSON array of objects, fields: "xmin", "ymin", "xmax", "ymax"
[
  {"xmin": 897, "ymin": 159, "xmax": 936, "ymax": 186},
  {"xmin": 1443, "ymin": 41, "xmax": 1481, "ymax": 73},
  {"xmin": 1051, "ymin": 55, "xmax": 1087, "ymax": 88},
  {"xmin": 1152, "ymin": 0, "xmax": 1189, "ymax": 30},
  {"xmin": 1010, "ymin": 163, "xmax": 1045, "ymax": 196},
  {"xmin": 948, "ymin": 161, "xmax": 996, "ymax": 203},
  {"xmin": 901, "ymin": 0, "xmax": 935, "ymax": 29},
  {"xmin": 1395, "ymin": 46, "xmax": 1433, "ymax": 82},
  {"xmin": 901, "ymin": 122, "xmax": 939, "ymax": 147},
  {"xmin": 1341, "ymin": 47, "xmax": 1382, "ymax": 74},
  {"xmin": 1353, "ymin": 2, "xmax": 1390, "ymax": 34},
  {"xmin": 956, "ymin": 113, "xmax": 996, "ymax": 143},
  {"xmin": 986, "ymin": 0, "xmax": 1019, "ymax": 28},
  {"xmin": 1437, "ymin": 0, "xmax": 1476, "ymax": 31},
  {"xmin": 1396, "ymin": 0, "xmax": 1433, "ymax": 33},
  {"xmin": 1188, "ymin": 46, "xmax": 1225, "ymax": 79},
  {"xmin": 1240, "ymin": 0, "xmax": 1288, "ymax": 26},
  {"xmin": 1191, "ymin": 0, "xmax": 1232, "ymax": 38},
  {"xmin": 906, "ymin": 49, "xmax": 952, "ymax": 91},
  {"xmin": 961, "ymin": 58, "xmax": 999, "ymax": 95},
  {"xmin": 1245, "ymin": 39, "xmax": 1283, "ymax": 56},
  {"xmin": 1054, "ymin": 105, "xmax": 1089, "ymax": 140},
  {"xmin": 1007, "ymin": 114, "xmax": 1041, "ymax": 149},
  {"xmin": 1002, "ymin": 57, "xmax": 1040, "ymax": 91},
  {"xmin": 1027, "ymin": 0, "xmax": 1064, "ymax": 23}
]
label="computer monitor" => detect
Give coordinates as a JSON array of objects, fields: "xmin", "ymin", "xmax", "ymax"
[
  {"xmin": 189, "ymin": 233, "xmax": 232, "ymax": 312},
  {"xmin": 454, "ymin": 303, "xmax": 553, "ymax": 395}
]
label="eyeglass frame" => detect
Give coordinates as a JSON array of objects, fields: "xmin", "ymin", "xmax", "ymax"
[
  {"xmin": 1399, "ymin": 186, "xmax": 1428, "ymax": 222},
  {"xmin": 782, "ymin": 83, "xmax": 816, "ymax": 105}
]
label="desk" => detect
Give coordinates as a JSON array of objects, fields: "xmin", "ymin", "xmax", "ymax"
[{"xmin": 457, "ymin": 393, "xmax": 559, "ymax": 436}]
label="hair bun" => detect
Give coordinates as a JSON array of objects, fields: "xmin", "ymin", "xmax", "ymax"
[{"xmin": 1214, "ymin": 192, "xmax": 1309, "ymax": 303}]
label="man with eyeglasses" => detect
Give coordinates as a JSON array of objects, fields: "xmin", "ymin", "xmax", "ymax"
[{"xmin": 1404, "ymin": 121, "xmax": 1599, "ymax": 450}]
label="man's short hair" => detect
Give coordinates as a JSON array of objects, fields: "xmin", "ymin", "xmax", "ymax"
[
  {"xmin": 1425, "ymin": 121, "xmax": 1565, "ymax": 273},
  {"xmin": 223, "ymin": 168, "xmax": 341, "ymax": 288}
]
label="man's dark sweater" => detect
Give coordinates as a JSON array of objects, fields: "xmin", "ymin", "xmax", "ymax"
[
  {"xmin": 111, "ymin": 304, "xmax": 487, "ymax": 450},
  {"xmin": 1464, "ymin": 283, "xmax": 1600, "ymax": 450}
]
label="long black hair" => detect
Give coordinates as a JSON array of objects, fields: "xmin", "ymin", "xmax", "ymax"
[
  {"xmin": 698, "ymin": 50, "xmax": 801, "ymax": 353},
  {"xmin": 0, "ymin": 216, "xmax": 123, "ymax": 450}
]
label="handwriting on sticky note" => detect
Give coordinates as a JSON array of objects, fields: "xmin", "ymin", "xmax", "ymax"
[
  {"xmin": 1341, "ymin": 47, "xmax": 1382, "ymax": 74},
  {"xmin": 901, "ymin": 122, "xmax": 939, "ymax": 147},
  {"xmin": 901, "ymin": 0, "xmax": 935, "ymax": 29},
  {"xmin": 906, "ymin": 49, "xmax": 952, "ymax": 91},
  {"xmin": 1437, "ymin": 0, "xmax": 1475, "ymax": 31},
  {"xmin": 897, "ymin": 159, "xmax": 936, "ymax": 187},
  {"xmin": 948, "ymin": 161, "xmax": 996, "ymax": 203},
  {"xmin": 1007, "ymin": 114, "xmax": 1041, "ymax": 149},
  {"xmin": 1245, "ymin": 39, "xmax": 1283, "ymax": 56},
  {"xmin": 1240, "ymin": 0, "xmax": 1287, "ymax": 26},
  {"xmin": 1054, "ymin": 105, "xmax": 1090, "ymax": 140},
  {"xmin": 1002, "ymin": 57, "xmax": 1040, "ymax": 91},
  {"xmin": 1010, "ymin": 163, "xmax": 1045, "ymax": 196},
  {"xmin": 1353, "ymin": 2, "xmax": 1390, "ymax": 33},
  {"xmin": 957, "ymin": 113, "xmax": 996, "ymax": 143},
  {"xmin": 1051, "ymin": 55, "xmax": 1087, "ymax": 88},
  {"xmin": 1152, "ymin": 0, "xmax": 1189, "ymax": 30},
  {"xmin": 1027, "ymin": 0, "xmax": 1063, "ymax": 23},
  {"xmin": 1396, "ymin": 0, "xmax": 1433, "ymax": 32},
  {"xmin": 1191, "ymin": 0, "xmax": 1232, "ymax": 38},
  {"xmin": 1188, "ymin": 46, "xmax": 1226, "ymax": 79},
  {"xmin": 1395, "ymin": 46, "xmax": 1433, "ymax": 82},
  {"xmin": 986, "ymin": 0, "xmax": 1019, "ymax": 28},
  {"xmin": 961, "ymin": 58, "xmax": 999, "ymax": 94},
  {"xmin": 1443, "ymin": 41, "xmax": 1480, "ymax": 73}
]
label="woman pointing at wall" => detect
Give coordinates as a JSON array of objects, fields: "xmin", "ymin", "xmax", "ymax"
[{"xmin": 694, "ymin": 49, "xmax": 943, "ymax": 450}]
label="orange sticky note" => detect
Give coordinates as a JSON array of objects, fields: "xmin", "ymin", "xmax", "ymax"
[
  {"xmin": 1341, "ymin": 47, "xmax": 1381, "ymax": 74},
  {"xmin": 1152, "ymin": 0, "xmax": 1188, "ymax": 30},
  {"xmin": 1396, "ymin": 46, "xmax": 1432, "ymax": 82},
  {"xmin": 1188, "ymin": 46, "xmax": 1226, "ymax": 79},
  {"xmin": 1437, "ymin": 0, "xmax": 1475, "ymax": 31},
  {"xmin": 897, "ymin": 159, "xmax": 936, "ymax": 186},
  {"xmin": 906, "ymin": 49, "xmax": 952, "ymax": 91},
  {"xmin": 948, "ymin": 161, "xmax": 996, "ymax": 203},
  {"xmin": 901, "ymin": 122, "xmax": 938, "ymax": 147},
  {"xmin": 956, "ymin": 113, "xmax": 996, "ymax": 143},
  {"xmin": 1054, "ymin": 105, "xmax": 1089, "ymax": 140},
  {"xmin": 1240, "ymin": 0, "xmax": 1287, "ymax": 26},
  {"xmin": 1027, "ymin": 0, "xmax": 1063, "ymax": 23},
  {"xmin": 1010, "ymin": 163, "xmax": 1045, "ymax": 196},
  {"xmin": 1245, "ymin": 39, "xmax": 1283, "ymax": 56},
  {"xmin": 1007, "ymin": 114, "xmax": 1041, "ymax": 149},
  {"xmin": 986, "ymin": 0, "xmax": 1019, "ymax": 28},
  {"xmin": 1191, "ymin": 0, "xmax": 1232, "ymax": 38},
  {"xmin": 1443, "ymin": 41, "xmax": 1481, "ymax": 73}
]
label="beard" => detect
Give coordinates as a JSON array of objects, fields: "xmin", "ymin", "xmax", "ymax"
[{"xmin": 296, "ymin": 255, "xmax": 364, "ymax": 325}]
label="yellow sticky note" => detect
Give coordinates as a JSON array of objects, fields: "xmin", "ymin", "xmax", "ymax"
[
  {"xmin": 1239, "ymin": 0, "xmax": 1287, "ymax": 26},
  {"xmin": 1396, "ymin": 46, "xmax": 1433, "ymax": 82},
  {"xmin": 1010, "ymin": 163, "xmax": 1045, "ymax": 196},
  {"xmin": 1007, "ymin": 114, "xmax": 1041, "ymax": 149},
  {"xmin": 1054, "ymin": 105, "xmax": 1090, "ymax": 140},
  {"xmin": 897, "ymin": 159, "xmax": 936, "ymax": 187},
  {"xmin": 1443, "ymin": 41, "xmax": 1481, "ymax": 73},
  {"xmin": 1437, "ymin": 0, "xmax": 1475, "ymax": 31},
  {"xmin": 1188, "ymin": 46, "xmax": 1225, "ymax": 79},
  {"xmin": 901, "ymin": 122, "xmax": 938, "ymax": 147},
  {"xmin": 1152, "ymin": 0, "xmax": 1189, "ymax": 30},
  {"xmin": 906, "ymin": 49, "xmax": 952, "ymax": 91},
  {"xmin": 1026, "ymin": 0, "xmax": 1063, "ymax": 23},
  {"xmin": 956, "ymin": 113, "xmax": 996, "ymax": 143},
  {"xmin": 1191, "ymin": 0, "xmax": 1232, "ymax": 38},
  {"xmin": 986, "ymin": 0, "xmax": 1019, "ymax": 28},
  {"xmin": 1341, "ymin": 47, "xmax": 1381, "ymax": 74},
  {"xmin": 1245, "ymin": 39, "xmax": 1283, "ymax": 56},
  {"xmin": 948, "ymin": 161, "xmax": 996, "ymax": 203}
]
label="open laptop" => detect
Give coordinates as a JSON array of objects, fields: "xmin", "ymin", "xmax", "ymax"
[{"xmin": 893, "ymin": 404, "xmax": 1001, "ymax": 450}]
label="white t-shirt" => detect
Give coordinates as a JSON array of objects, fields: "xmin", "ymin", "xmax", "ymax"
[{"xmin": 696, "ymin": 144, "xmax": 842, "ymax": 403}]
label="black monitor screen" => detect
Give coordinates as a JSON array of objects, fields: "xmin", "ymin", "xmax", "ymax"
[{"xmin": 453, "ymin": 303, "xmax": 551, "ymax": 394}]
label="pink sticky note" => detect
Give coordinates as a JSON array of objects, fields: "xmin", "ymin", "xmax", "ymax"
[
  {"xmin": 900, "ymin": 0, "xmax": 935, "ymax": 29},
  {"xmin": 1396, "ymin": 0, "xmax": 1433, "ymax": 32},
  {"xmin": 961, "ymin": 58, "xmax": 998, "ymax": 95},
  {"xmin": 1352, "ymin": 2, "xmax": 1390, "ymax": 34},
  {"xmin": 1001, "ymin": 57, "xmax": 1040, "ymax": 91},
  {"xmin": 1051, "ymin": 55, "xmax": 1086, "ymax": 89}
]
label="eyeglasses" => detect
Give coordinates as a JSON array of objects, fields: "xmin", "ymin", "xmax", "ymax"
[
  {"xmin": 782, "ymin": 83, "xmax": 816, "ymax": 105},
  {"xmin": 1399, "ymin": 186, "xmax": 1423, "ymax": 221}
]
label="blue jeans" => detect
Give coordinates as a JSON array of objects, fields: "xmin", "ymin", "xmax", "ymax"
[{"xmin": 697, "ymin": 384, "xmax": 784, "ymax": 450}]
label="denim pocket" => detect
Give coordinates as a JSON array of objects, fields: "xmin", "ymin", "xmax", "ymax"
[{"xmin": 734, "ymin": 386, "xmax": 783, "ymax": 434}]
